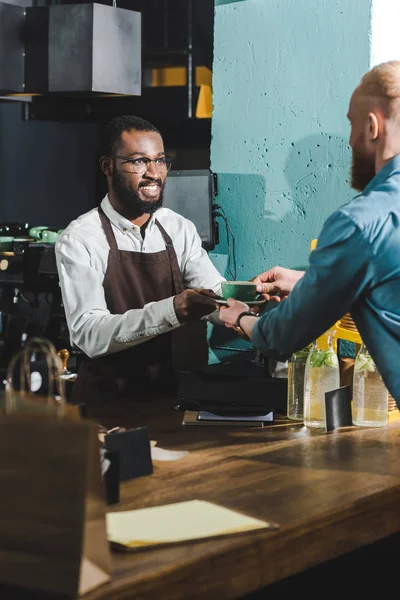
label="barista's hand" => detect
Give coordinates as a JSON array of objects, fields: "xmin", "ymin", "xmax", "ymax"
[
  {"xmin": 252, "ymin": 266, "xmax": 305, "ymax": 302},
  {"xmin": 173, "ymin": 288, "xmax": 220, "ymax": 323}
]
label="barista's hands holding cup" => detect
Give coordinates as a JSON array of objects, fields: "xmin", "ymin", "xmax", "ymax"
[{"xmin": 174, "ymin": 288, "xmax": 221, "ymax": 323}]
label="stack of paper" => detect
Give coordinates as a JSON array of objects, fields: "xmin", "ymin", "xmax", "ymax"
[
  {"xmin": 183, "ymin": 410, "xmax": 274, "ymax": 427},
  {"xmin": 107, "ymin": 500, "xmax": 278, "ymax": 550}
]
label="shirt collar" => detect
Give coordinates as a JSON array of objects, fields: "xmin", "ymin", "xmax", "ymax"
[
  {"xmin": 363, "ymin": 153, "xmax": 400, "ymax": 195},
  {"xmin": 100, "ymin": 195, "xmax": 159, "ymax": 234}
]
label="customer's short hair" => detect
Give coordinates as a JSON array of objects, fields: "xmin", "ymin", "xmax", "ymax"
[
  {"xmin": 360, "ymin": 61, "xmax": 400, "ymax": 100},
  {"xmin": 99, "ymin": 115, "xmax": 161, "ymax": 156}
]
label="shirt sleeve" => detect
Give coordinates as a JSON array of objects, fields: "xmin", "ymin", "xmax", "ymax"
[
  {"xmin": 180, "ymin": 219, "xmax": 225, "ymax": 295},
  {"xmin": 252, "ymin": 210, "xmax": 373, "ymax": 360},
  {"xmin": 55, "ymin": 233, "xmax": 180, "ymax": 358}
]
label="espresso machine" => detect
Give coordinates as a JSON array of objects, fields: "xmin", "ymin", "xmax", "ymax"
[{"xmin": 0, "ymin": 231, "xmax": 73, "ymax": 381}]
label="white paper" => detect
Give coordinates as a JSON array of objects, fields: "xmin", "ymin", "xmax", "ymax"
[
  {"xmin": 151, "ymin": 446, "xmax": 188, "ymax": 461},
  {"xmin": 107, "ymin": 500, "xmax": 276, "ymax": 548}
]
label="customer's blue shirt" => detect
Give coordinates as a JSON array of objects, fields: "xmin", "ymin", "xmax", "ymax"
[{"xmin": 252, "ymin": 154, "xmax": 400, "ymax": 405}]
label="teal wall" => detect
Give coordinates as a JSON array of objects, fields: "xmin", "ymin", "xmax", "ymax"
[{"xmin": 210, "ymin": 0, "xmax": 372, "ymax": 278}]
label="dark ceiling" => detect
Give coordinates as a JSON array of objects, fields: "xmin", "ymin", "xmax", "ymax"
[{"xmin": 26, "ymin": 0, "xmax": 215, "ymax": 130}]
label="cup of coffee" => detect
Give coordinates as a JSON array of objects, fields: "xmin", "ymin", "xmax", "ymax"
[
  {"xmin": 29, "ymin": 226, "xmax": 48, "ymax": 240},
  {"xmin": 221, "ymin": 281, "xmax": 258, "ymax": 302},
  {"xmin": 40, "ymin": 229, "xmax": 60, "ymax": 243}
]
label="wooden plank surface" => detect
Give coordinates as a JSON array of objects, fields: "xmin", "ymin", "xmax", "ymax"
[{"xmin": 84, "ymin": 396, "xmax": 400, "ymax": 600}]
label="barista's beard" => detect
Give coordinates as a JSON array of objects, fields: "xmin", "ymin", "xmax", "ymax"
[
  {"xmin": 111, "ymin": 170, "xmax": 164, "ymax": 219},
  {"xmin": 351, "ymin": 147, "xmax": 376, "ymax": 192}
]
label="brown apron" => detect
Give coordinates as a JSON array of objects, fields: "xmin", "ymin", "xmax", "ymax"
[{"xmin": 71, "ymin": 206, "xmax": 185, "ymax": 405}]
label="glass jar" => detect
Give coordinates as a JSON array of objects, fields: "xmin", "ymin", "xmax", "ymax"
[
  {"xmin": 303, "ymin": 330, "xmax": 340, "ymax": 429},
  {"xmin": 352, "ymin": 343, "xmax": 388, "ymax": 427},
  {"xmin": 287, "ymin": 346, "xmax": 310, "ymax": 421}
]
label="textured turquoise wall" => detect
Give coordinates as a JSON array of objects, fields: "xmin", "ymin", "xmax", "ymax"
[{"xmin": 210, "ymin": 0, "xmax": 372, "ymax": 278}]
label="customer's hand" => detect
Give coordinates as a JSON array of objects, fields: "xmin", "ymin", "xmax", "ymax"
[
  {"xmin": 252, "ymin": 266, "xmax": 305, "ymax": 302},
  {"xmin": 173, "ymin": 288, "xmax": 220, "ymax": 323},
  {"xmin": 218, "ymin": 299, "xmax": 250, "ymax": 329},
  {"xmin": 218, "ymin": 299, "xmax": 258, "ymax": 341}
]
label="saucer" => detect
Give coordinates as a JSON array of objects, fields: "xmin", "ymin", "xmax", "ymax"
[{"xmin": 215, "ymin": 299, "xmax": 266, "ymax": 306}]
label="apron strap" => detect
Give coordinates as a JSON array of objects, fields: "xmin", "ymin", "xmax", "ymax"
[
  {"xmin": 97, "ymin": 206, "xmax": 184, "ymax": 295},
  {"xmin": 98, "ymin": 205, "xmax": 118, "ymax": 250},
  {"xmin": 155, "ymin": 219, "xmax": 185, "ymax": 294}
]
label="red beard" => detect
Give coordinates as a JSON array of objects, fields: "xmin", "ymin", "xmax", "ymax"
[{"xmin": 351, "ymin": 146, "xmax": 376, "ymax": 192}]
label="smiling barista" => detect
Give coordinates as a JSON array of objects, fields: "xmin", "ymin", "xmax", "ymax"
[{"xmin": 55, "ymin": 115, "xmax": 224, "ymax": 404}]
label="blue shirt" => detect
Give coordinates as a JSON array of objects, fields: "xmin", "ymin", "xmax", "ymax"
[{"xmin": 252, "ymin": 154, "xmax": 400, "ymax": 405}]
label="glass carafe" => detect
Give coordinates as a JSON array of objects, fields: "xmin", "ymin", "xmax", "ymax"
[
  {"xmin": 287, "ymin": 345, "xmax": 310, "ymax": 421},
  {"xmin": 352, "ymin": 343, "xmax": 388, "ymax": 427},
  {"xmin": 303, "ymin": 330, "xmax": 340, "ymax": 429}
]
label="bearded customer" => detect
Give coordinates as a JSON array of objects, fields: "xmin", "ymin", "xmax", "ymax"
[
  {"xmin": 55, "ymin": 115, "xmax": 224, "ymax": 405},
  {"xmin": 219, "ymin": 60, "xmax": 400, "ymax": 406}
]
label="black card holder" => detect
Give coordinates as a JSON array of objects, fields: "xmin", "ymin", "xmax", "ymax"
[
  {"xmin": 325, "ymin": 385, "xmax": 352, "ymax": 431},
  {"xmin": 104, "ymin": 426, "xmax": 153, "ymax": 482}
]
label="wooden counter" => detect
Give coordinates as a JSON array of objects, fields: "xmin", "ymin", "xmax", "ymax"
[{"xmin": 82, "ymin": 396, "xmax": 400, "ymax": 599}]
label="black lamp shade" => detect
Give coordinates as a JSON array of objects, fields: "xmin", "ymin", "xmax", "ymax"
[
  {"xmin": 0, "ymin": 2, "xmax": 25, "ymax": 93},
  {"xmin": 25, "ymin": 3, "xmax": 141, "ymax": 95}
]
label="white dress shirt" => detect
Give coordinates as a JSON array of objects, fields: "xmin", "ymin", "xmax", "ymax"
[{"xmin": 55, "ymin": 195, "xmax": 225, "ymax": 358}]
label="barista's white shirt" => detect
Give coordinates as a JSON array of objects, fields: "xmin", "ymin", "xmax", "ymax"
[{"xmin": 55, "ymin": 195, "xmax": 224, "ymax": 358}]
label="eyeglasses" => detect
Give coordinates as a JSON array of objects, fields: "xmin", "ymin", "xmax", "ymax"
[{"xmin": 107, "ymin": 153, "xmax": 173, "ymax": 174}]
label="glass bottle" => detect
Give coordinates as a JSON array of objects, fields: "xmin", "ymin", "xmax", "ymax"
[
  {"xmin": 352, "ymin": 344, "xmax": 388, "ymax": 427},
  {"xmin": 303, "ymin": 330, "xmax": 340, "ymax": 429},
  {"xmin": 287, "ymin": 345, "xmax": 310, "ymax": 421}
]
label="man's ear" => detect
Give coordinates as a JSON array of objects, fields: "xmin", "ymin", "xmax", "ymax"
[
  {"xmin": 367, "ymin": 112, "xmax": 379, "ymax": 141},
  {"xmin": 99, "ymin": 156, "xmax": 113, "ymax": 176}
]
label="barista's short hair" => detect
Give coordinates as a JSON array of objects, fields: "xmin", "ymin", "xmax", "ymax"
[{"xmin": 98, "ymin": 115, "xmax": 161, "ymax": 157}]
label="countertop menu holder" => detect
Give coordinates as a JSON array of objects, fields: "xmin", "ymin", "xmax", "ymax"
[{"xmin": 104, "ymin": 426, "xmax": 153, "ymax": 481}]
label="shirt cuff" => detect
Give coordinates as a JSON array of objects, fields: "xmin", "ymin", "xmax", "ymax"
[
  {"xmin": 163, "ymin": 296, "xmax": 181, "ymax": 328},
  {"xmin": 251, "ymin": 312, "xmax": 269, "ymax": 353}
]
